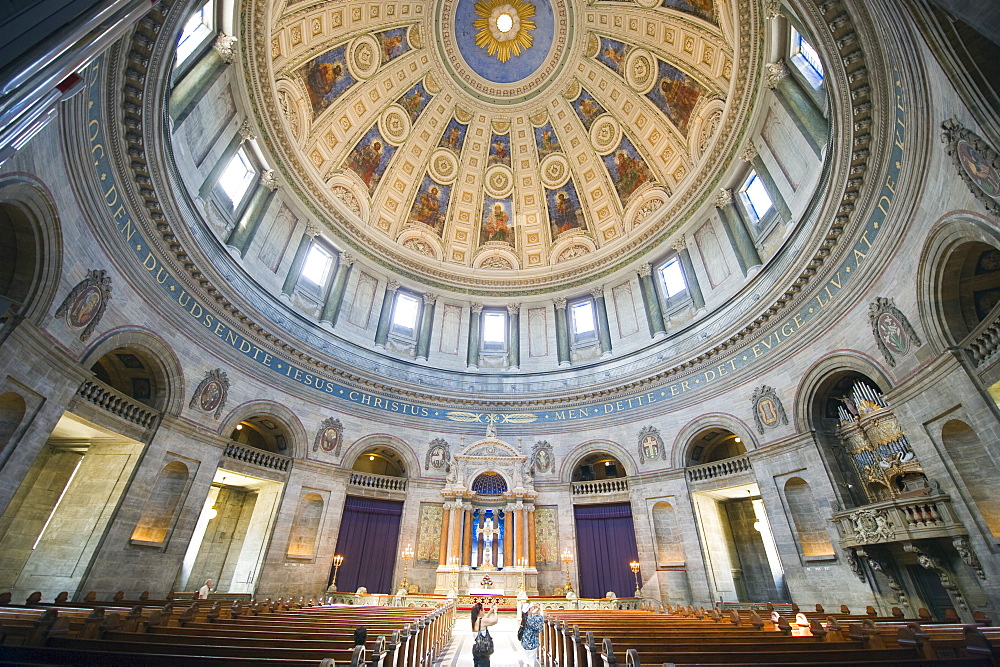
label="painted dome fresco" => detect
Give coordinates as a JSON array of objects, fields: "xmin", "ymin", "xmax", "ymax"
[{"xmin": 242, "ymin": 0, "xmax": 757, "ymax": 295}]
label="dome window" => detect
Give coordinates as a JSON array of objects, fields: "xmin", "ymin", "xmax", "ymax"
[
  {"xmin": 658, "ymin": 258, "xmax": 687, "ymax": 298},
  {"xmin": 301, "ymin": 243, "xmax": 334, "ymax": 287},
  {"xmin": 218, "ymin": 147, "xmax": 257, "ymax": 210},
  {"xmin": 790, "ymin": 27, "xmax": 824, "ymax": 89},
  {"xmin": 570, "ymin": 299, "xmax": 597, "ymax": 344},
  {"xmin": 482, "ymin": 310, "xmax": 507, "ymax": 351},
  {"xmin": 175, "ymin": 0, "xmax": 215, "ymax": 69},
  {"xmin": 391, "ymin": 291, "xmax": 421, "ymax": 337},
  {"xmin": 740, "ymin": 171, "xmax": 774, "ymax": 223}
]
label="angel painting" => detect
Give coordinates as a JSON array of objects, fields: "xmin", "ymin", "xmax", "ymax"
[{"xmin": 301, "ymin": 45, "xmax": 356, "ymax": 117}]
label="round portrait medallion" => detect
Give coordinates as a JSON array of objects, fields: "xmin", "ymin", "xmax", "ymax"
[{"xmin": 68, "ymin": 285, "xmax": 103, "ymax": 329}]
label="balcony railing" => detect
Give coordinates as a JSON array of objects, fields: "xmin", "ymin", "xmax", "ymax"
[
  {"xmin": 571, "ymin": 477, "xmax": 629, "ymax": 496},
  {"xmin": 831, "ymin": 494, "xmax": 966, "ymax": 548},
  {"xmin": 686, "ymin": 454, "xmax": 752, "ymax": 482},
  {"xmin": 223, "ymin": 442, "xmax": 291, "ymax": 472},
  {"xmin": 964, "ymin": 303, "xmax": 1000, "ymax": 366},
  {"xmin": 349, "ymin": 471, "xmax": 407, "ymax": 491},
  {"xmin": 76, "ymin": 378, "xmax": 158, "ymax": 429}
]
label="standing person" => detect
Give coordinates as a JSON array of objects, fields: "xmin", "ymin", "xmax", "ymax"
[
  {"xmin": 470, "ymin": 601, "xmax": 498, "ymax": 667},
  {"xmin": 519, "ymin": 603, "xmax": 544, "ymax": 666},
  {"xmin": 198, "ymin": 579, "xmax": 212, "ymax": 599}
]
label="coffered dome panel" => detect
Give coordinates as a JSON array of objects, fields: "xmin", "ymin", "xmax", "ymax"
[{"xmin": 246, "ymin": 0, "xmax": 754, "ymax": 295}]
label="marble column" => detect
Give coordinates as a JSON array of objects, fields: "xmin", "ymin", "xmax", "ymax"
[
  {"xmin": 554, "ymin": 298, "xmax": 570, "ymax": 366},
  {"xmin": 199, "ymin": 118, "xmax": 255, "ymax": 199},
  {"xmin": 592, "ymin": 287, "xmax": 612, "ymax": 356},
  {"xmin": 373, "ymin": 280, "xmax": 399, "ymax": 349},
  {"xmin": 462, "ymin": 508, "xmax": 473, "ymax": 566},
  {"xmin": 507, "ymin": 303, "xmax": 520, "ymax": 369},
  {"xmin": 766, "ymin": 59, "xmax": 827, "ymax": 156},
  {"xmin": 714, "ymin": 189, "xmax": 762, "ymax": 275},
  {"xmin": 226, "ymin": 170, "xmax": 278, "ymax": 256},
  {"xmin": 504, "ymin": 507, "xmax": 514, "ymax": 567},
  {"xmin": 527, "ymin": 506, "xmax": 537, "ymax": 567},
  {"xmin": 514, "ymin": 507, "xmax": 525, "ymax": 564},
  {"xmin": 449, "ymin": 503, "xmax": 464, "ymax": 563},
  {"xmin": 638, "ymin": 263, "xmax": 666, "ymax": 338},
  {"xmin": 671, "ymin": 236, "xmax": 705, "ymax": 310},
  {"xmin": 467, "ymin": 303, "xmax": 483, "ymax": 369},
  {"xmin": 319, "ymin": 252, "xmax": 354, "ymax": 326},
  {"xmin": 280, "ymin": 222, "xmax": 320, "ymax": 296},
  {"xmin": 439, "ymin": 506, "xmax": 451, "ymax": 566},
  {"xmin": 743, "ymin": 143, "xmax": 792, "ymax": 223},
  {"xmin": 416, "ymin": 293, "xmax": 437, "ymax": 361},
  {"xmin": 170, "ymin": 34, "xmax": 236, "ymax": 124}
]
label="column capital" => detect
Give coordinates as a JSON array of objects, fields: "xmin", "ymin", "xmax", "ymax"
[
  {"xmin": 386, "ymin": 279, "xmax": 400, "ymax": 292},
  {"xmin": 213, "ymin": 33, "xmax": 238, "ymax": 63},
  {"xmin": 304, "ymin": 221, "xmax": 321, "ymax": 237},
  {"xmin": 670, "ymin": 235, "xmax": 686, "ymax": 252},
  {"xmin": 765, "ymin": 60, "xmax": 790, "ymax": 89},
  {"xmin": 764, "ymin": 0, "xmax": 781, "ymax": 19},
  {"xmin": 340, "ymin": 251, "xmax": 355, "ymax": 266},
  {"xmin": 423, "ymin": 292, "xmax": 437, "ymax": 305},
  {"xmin": 471, "ymin": 302, "xmax": 484, "ymax": 313},
  {"xmin": 741, "ymin": 142, "xmax": 758, "ymax": 163},
  {"xmin": 238, "ymin": 118, "xmax": 257, "ymax": 142},
  {"xmin": 639, "ymin": 262, "xmax": 652, "ymax": 278},
  {"xmin": 554, "ymin": 297, "xmax": 567, "ymax": 309},
  {"xmin": 507, "ymin": 303, "xmax": 521, "ymax": 314},
  {"xmin": 714, "ymin": 188, "xmax": 734, "ymax": 207},
  {"xmin": 590, "ymin": 287, "xmax": 605, "ymax": 299},
  {"xmin": 260, "ymin": 169, "xmax": 278, "ymax": 191}
]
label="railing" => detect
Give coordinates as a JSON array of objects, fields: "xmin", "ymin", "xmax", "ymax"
[
  {"xmin": 349, "ymin": 471, "xmax": 408, "ymax": 491},
  {"xmin": 831, "ymin": 494, "xmax": 966, "ymax": 548},
  {"xmin": 685, "ymin": 454, "xmax": 752, "ymax": 482},
  {"xmin": 223, "ymin": 442, "xmax": 291, "ymax": 472},
  {"xmin": 571, "ymin": 477, "xmax": 629, "ymax": 496},
  {"xmin": 964, "ymin": 303, "xmax": 1000, "ymax": 366},
  {"xmin": 76, "ymin": 378, "xmax": 158, "ymax": 429}
]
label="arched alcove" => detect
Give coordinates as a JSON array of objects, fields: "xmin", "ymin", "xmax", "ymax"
[
  {"xmin": 685, "ymin": 428, "xmax": 747, "ymax": 467},
  {"xmin": 286, "ymin": 492, "xmax": 325, "ymax": 559},
  {"xmin": 82, "ymin": 329, "xmax": 185, "ymax": 415},
  {"xmin": 940, "ymin": 419, "xmax": 1000, "ymax": 538},
  {"xmin": 938, "ymin": 242, "xmax": 1000, "ymax": 344},
  {"xmin": 130, "ymin": 460, "xmax": 191, "ymax": 545},
  {"xmin": 229, "ymin": 416, "xmax": 294, "ymax": 455},
  {"xmin": 351, "ymin": 446, "xmax": 407, "ymax": 477},
  {"xmin": 782, "ymin": 477, "xmax": 835, "ymax": 560},
  {"xmin": 471, "ymin": 471, "xmax": 508, "ymax": 496},
  {"xmin": 570, "ymin": 452, "xmax": 627, "ymax": 482}
]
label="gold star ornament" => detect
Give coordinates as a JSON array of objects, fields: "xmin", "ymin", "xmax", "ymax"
[{"xmin": 473, "ymin": 0, "xmax": 536, "ymax": 63}]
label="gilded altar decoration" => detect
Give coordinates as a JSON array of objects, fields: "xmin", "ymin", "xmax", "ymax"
[
  {"xmin": 55, "ymin": 269, "xmax": 112, "ymax": 341},
  {"xmin": 189, "ymin": 368, "xmax": 229, "ymax": 419},
  {"xmin": 425, "ymin": 437, "xmax": 451, "ymax": 470},
  {"xmin": 313, "ymin": 417, "xmax": 344, "ymax": 454},
  {"xmin": 473, "ymin": 0, "xmax": 536, "ymax": 63},
  {"xmin": 637, "ymin": 425, "xmax": 665, "ymax": 463},
  {"xmin": 750, "ymin": 385, "xmax": 788, "ymax": 434},
  {"xmin": 868, "ymin": 297, "xmax": 922, "ymax": 367}
]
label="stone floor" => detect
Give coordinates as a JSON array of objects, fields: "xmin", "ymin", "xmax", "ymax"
[{"xmin": 435, "ymin": 614, "xmax": 534, "ymax": 667}]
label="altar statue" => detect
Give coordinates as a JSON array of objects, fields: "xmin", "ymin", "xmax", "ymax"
[{"xmin": 480, "ymin": 515, "xmax": 498, "ymax": 568}]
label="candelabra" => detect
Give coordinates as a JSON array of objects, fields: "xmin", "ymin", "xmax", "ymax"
[
  {"xmin": 518, "ymin": 557, "xmax": 527, "ymax": 594},
  {"xmin": 449, "ymin": 555, "xmax": 460, "ymax": 597},
  {"xmin": 629, "ymin": 560, "xmax": 641, "ymax": 598},
  {"xmin": 400, "ymin": 544, "xmax": 414, "ymax": 589},
  {"xmin": 327, "ymin": 554, "xmax": 344, "ymax": 592},
  {"xmin": 561, "ymin": 548, "xmax": 574, "ymax": 593}
]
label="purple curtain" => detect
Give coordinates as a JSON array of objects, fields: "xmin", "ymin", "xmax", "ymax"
[
  {"xmin": 332, "ymin": 496, "xmax": 403, "ymax": 594},
  {"xmin": 573, "ymin": 502, "xmax": 640, "ymax": 598}
]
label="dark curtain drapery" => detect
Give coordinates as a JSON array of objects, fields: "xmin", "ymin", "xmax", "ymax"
[
  {"xmin": 573, "ymin": 502, "xmax": 640, "ymax": 598},
  {"xmin": 332, "ymin": 496, "xmax": 403, "ymax": 594}
]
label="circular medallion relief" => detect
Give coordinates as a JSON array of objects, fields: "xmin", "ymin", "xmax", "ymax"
[
  {"xmin": 349, "ymin": 35, "xmax": 381, "ymax": 80},
  {"xmin": 68, "ymin": 286, "xmax": 103, "ymax": 329},
  {"xmin": 199, "ymin": 380, "xmax": 224, "ymax": 413},
  {"xmin": 958, "ymin": 140, "xmax": 1000, "ymax": 199},
  {"xmin": 625, "ymin": 48, "xmax": 657, "ymax": 94},
  {"xmin": 484, "ymin": 164, "xmax": 514, "ymax": 197},
  {"xmin": 429, "ymin": 148, "xmax": 460, "ymax": 184},
  {"xmin": 539, "ymin": 153, "xmax": 570, "ymax": 188},
  {"xmin": 379, "ymin": 105, "xmax": 411, "ymax": 146},
  {"xmin": 590, "ymin": 114, "xmax": 622, "ymax": 156}
]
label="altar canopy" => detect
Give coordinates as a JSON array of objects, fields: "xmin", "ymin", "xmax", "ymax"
[
  {"xmin": 333, "ymin": 496, "xmax": 403, "ymax": 594},
  {"xmin": 573, "ymin": 502, "xmax": 640, "ymax": 598}
]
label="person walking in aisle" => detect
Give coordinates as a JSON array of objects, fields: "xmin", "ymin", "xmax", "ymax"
[{"xmin": 471, "ymin": 601, "xmax": 498, "ymax": 667}]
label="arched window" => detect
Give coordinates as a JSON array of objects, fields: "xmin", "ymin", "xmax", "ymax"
[
  {"xmin": 286, "ymin": 492, "xmax": 325, "ymax": 559},
  {"xmin": 782, "ymin": 477, "xmax": 834, "ymax": 560},
  {"xmin": 131, "ymin": 461, "xmax": 190, "ymax": 545}
]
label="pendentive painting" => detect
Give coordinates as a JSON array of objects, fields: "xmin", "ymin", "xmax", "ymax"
[
  {"xmin": 481, "ymin": 197, "xmax": 514, "ymax": 245},
  {"xmin": 571, "ymin": 89, "xmax": 606, "ymax": 131},
  {"xmin": 596, "ymin": 37, "xmax": 630, "ymax": 77},
  {"xmin": 346, "ymin": 125, "xmax": 396, "ymax": 194},
  {"xmin": 409, "ymin": 175, "xmax": 451, "ymax": 235},
  {"xmin": 488, "ymin": 133, "xmax": 511, "ymax": 167},
  {"xmin": 534, "ymin": 122, "xmax": 561, "ymax": 158},
  {"xmin": 398, "ymin": 81, "xmax": 432, "ymax": 124},
  {"xmin": 376, "ymin": 27, "xmax": 410, "ymax": 64},
  {"xmin": 301, "ymin": 44, "xmax": 356, "ymax": 118},
  {"xmin": 646, "ymin": 60, "xmax": 703, "ymax": 137},
  {"xmin": 546, "ymin": 180, "xmax": 586, "ymax": 237},
  {"xmin": 602, "ymin": 135, "xmax": 654, "ymax": 204},
  {"xmin": 440, "ymin": 118, "xmax": 468, "ymax": 153},
  {"xmin": 661, "ymin": 0, "xmax": 716, "ymax": 24}
]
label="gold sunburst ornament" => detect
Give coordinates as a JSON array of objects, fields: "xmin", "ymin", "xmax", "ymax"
[{"xmin": 473, "ymin": 0, "xmax": 536, "ymax": 63}]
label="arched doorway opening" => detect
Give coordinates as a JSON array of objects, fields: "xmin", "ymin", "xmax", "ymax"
[
  {"xmin": 351, "ymin": 446, "xmax": 407, "ymax": 478},
  {"xmin": 570, "ymin": 452, "xmax": 627, "ymax": 482}
]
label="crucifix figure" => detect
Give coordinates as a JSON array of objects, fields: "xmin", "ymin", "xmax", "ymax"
[{"xmin": 480, "ymin": 515, "xmax": 499, "ymax": 568}]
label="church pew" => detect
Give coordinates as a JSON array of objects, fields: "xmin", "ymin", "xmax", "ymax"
[{"xmin": 0, "ymin": 645, "xmax": 335, "ymax": 665}]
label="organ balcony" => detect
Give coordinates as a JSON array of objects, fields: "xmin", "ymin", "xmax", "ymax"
[{"xmin": 831, "ymin": 492, "xmax": 967, "ymax": 549}]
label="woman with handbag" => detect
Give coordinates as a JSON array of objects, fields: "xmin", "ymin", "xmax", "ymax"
[{"xmin": 470, "ymin": 601, "xmax": 498, "ymax": 667}]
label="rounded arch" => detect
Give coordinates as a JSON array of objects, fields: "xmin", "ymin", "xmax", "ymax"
[
  {"xmin": 558, "ymin": 439, "xmax": 636, "ymax": 482},
  {"xmin": 0, "ymin": 175, "xmax": 63, "ymax": 325},
  {"xmin": 670, "ymin": 412, "xmax": 758, "ymax": 469},
  {"xmin": 340, "ymin": 433, "xmax": 420, "ymax": 478},
  {"xmin": 793, "ymin": 351, "xmax": 892, "ymax": 432},
  {"xmin": 917, "ymin": 212, "xmax": 1000, "ymax": 351},
  {"xmin": 219, "ymin": 400, "xmax": 308, "ymax": 460},
  {"xmin": 81, "ymin": 327, "xmax": 186, "ymax": 415}
]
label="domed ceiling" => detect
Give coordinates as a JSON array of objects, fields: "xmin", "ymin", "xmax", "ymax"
[{"xmin": 243, "ymin": 0, "xmax": 758, "ymax": 295}]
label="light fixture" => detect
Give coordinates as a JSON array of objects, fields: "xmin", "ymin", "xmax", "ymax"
[
  {"xmin": 734, "ymin": 436, "xmax": 741, "ymax": 443},
  {"xmin": 496, "ymin": 12, "xmax": 514, "ymax": 33},
  {"xmin": 604, "ymin": 461, "xmax": 611, "ymax": 466},
  {"xmin": 369, "ymin": 455, "xmax": 375, "ymax": 461},
  {"xmin": 236, "ymin": 423, "xmax": 243, "ymax": 430}
]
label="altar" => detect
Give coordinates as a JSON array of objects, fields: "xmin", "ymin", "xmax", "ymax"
[{"xmin": 467, "ymin": 588, "xmax": 504, "ymax": 595}]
